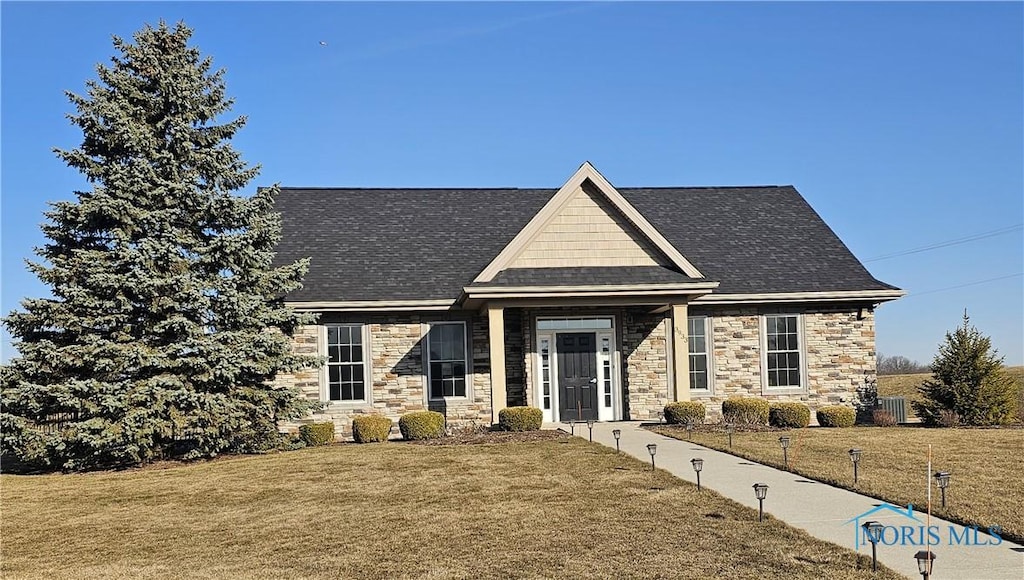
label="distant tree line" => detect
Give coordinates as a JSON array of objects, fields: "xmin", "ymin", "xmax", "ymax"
[{"xmin": 876, "ymin": 353, "xmax": 930, "ymax": 375}]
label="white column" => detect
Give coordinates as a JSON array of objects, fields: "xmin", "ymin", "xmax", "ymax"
[
  {"xmin": 671, "ymin": 303, "xmax": 690, "ymax": 401},
  {"xmin": 487, "ymin": 305, "xmax": 506, "ymax": 423}
]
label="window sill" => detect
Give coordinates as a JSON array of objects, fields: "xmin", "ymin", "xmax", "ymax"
[
  {"xmin": 760, "ymin": 386, "xmax": 807, "ymax": 396},
  {"xmin": 321, "ymin": 400, "xmax": 372, "ymax": 407}
]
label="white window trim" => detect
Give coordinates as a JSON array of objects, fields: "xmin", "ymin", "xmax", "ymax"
[
  {"xmin": 759, "ymin": 313, "xmax": 808, "ymax": 394},
  {"xmin": 424, "ymin": 321, "xmax": 471, "ymax": 401},
  {"xmin": 688, "ymin": 315, "xmax": 714, "ymax": 396},
  {"xmin": 320, "ymin": 323, "xmax": 372, "ymax": 405}
]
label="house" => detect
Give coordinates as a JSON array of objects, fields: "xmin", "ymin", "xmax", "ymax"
[{"xmin": 271, "ymin": 162, "xmax": 903, "ymax": 432}]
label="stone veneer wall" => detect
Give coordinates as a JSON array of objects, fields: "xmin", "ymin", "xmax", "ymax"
[
  {"xmin": 692, "ymin": 305, "xmax": 875, "ymax": 421},
  {"xmin": 274, "ymin": 313, "xmax": 492, "ymax": 440},
  {"xmin": 621, "ymin": 310, "xmax": 670, "ymax": 420},
  {"xmin": 504, "ymin": 310, "xmax": 526, "ymax": 407}
]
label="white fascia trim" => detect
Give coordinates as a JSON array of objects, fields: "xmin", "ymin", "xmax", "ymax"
[
  {"xmin": 465, "ymin": 282, "xmax": 719, "ymax": 295},
  {"xmin": 471, "ymin": 162, "xmax": 704, "ymax": 283},
  {"xmin": 691, "ymin": 289, "xmax": 906, "ymax": 305},
  {"xmin": 287, "ymin": 299, "xmax": 456, "ymax": 312}
]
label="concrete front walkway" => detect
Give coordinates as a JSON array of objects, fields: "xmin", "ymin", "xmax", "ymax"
[{"xmin": 575, "ymin": 421, "xmax": 1023, "ymax": 580}]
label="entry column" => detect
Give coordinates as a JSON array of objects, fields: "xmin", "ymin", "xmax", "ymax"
[
  {"xmin": 671, "ymin": 303, "xmax": 691, "ymax": 401},
  {"xmin": 487, "ymin": 305, "xmax": 506, "ymax": 423}
]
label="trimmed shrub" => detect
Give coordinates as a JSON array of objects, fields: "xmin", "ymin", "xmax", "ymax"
[
  {"xmin": 664, "ymin": 401, "xmax": 706, "ymax": 425},
  {"xmin": 872, "ymin": 409, "xmax": 897, "ymax": 427},
  {"xmin": 298, "ymin": 422, "xmax": 335, "ymax": 446},
  {"xmin": 352, "ymin": 415, "xmax": 393, "ymax": 443},
  {"xmin": 722, "ymin": 398, "xmax": 770, "ymax": 425},
  {"xmin": 498, "ymin": 406, "xmax": 543, "ymax": 432},
  {"xmin": 399, "ymin": 411, "xmax": 445, "ymax": 440},
  {"xmin": 816, "ymin": 406, "xmax": 856, "ymax": 428},
  {"xmin": 769, "ymin": 402, "xmax": 810, "ymax": 428}
]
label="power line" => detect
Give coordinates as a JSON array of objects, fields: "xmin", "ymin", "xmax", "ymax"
[
  {"xmin": 905, "ymin": 273, "xmax": 1023, "ymax": 299},
  {"xmin": 865, "ymin": 223, "xmax": 1023, "ymax": 263}
]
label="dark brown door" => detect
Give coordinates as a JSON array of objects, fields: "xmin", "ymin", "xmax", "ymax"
[{"xmin": 557, "ymin": 333, "xmax": 598, "ymax": 421}]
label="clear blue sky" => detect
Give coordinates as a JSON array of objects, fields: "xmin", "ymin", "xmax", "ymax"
[{"xmin": 2, "ymin": 2, "xmax": 1022, "ymax": 365}]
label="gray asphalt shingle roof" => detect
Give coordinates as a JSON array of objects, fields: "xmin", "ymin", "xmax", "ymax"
[
  {"xmin": 272, "ymin": 185, "xmax": 897, "ymax": 302},
  {"xmin": 469, "ymin": 266, "xmax": 699, "ymax": 288}
]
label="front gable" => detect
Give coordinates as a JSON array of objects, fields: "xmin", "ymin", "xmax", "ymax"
[{"xmin": 474, "ymin": 162, "xmax": 704, "ymax": 283}]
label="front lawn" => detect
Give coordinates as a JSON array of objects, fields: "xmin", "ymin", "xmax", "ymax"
[
  {"xmin": 1, "ymin": 437, "xmax": 897, "ymax": 579},
  {"xmin": 652, "ymin": 425, "xmax": 1024, "ymax": 544}
]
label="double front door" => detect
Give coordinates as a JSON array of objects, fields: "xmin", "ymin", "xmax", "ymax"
[{"xmin": 557, "ymin": 333, "xmax": 598, "ymax": 421}]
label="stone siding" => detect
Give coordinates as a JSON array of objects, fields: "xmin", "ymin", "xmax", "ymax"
[
  {"xmin": 621, "ymin": 310, "xmax": 670, "ymax": 420},
  {"xmin": 274, "ymin": 304, "xmax": 876, "ymax": 434},
  {"xmin": 691, "ymin": 306, "xmax": 875, "ymax": 421},
  {"xmin": 274, "ymin": 314, "xmax": 492, "ymax": 440}
]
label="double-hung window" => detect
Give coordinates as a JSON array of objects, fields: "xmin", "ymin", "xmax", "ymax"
[
  {"xmin": 764, "ymin": 314, "xmax": 802, "ymax": 389},
  {"xmin": 688, "ymin": 316, "xmax": 711, "ymax": 391},
  {"xmin": 325, "ymin": 324, "xmax": 367, "ymax": 402},
  {"xmin": 427, "ymin": 322, "xmax": 468, "ymax": 399}
]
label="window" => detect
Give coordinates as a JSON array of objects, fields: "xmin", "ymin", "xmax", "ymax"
[
  {"xmin": 537, "ymin": 317, "xmax": 612, "ymax": 330},
  {"xmin": 688, "ymin": 316, "xmax": 710, "ymax": 391},
  {"xmin": 540, "ymin": 338, "xmax": 552, "ymax": 410},
  {"xmin": 325, "ymin": 324, "xmax": 366, "ymax": 402},
  {"xmin": 765, "ymin": 314, "xmax": 802, "ymax": 388},
  {"xmin": 427, "ymin": 322, "xmax": 467, "ymax": 399}
]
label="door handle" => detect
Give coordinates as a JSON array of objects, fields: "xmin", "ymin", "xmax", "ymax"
[{"xmin": 589, "ymin": 378, "xmax": 597, "ymax": 384}]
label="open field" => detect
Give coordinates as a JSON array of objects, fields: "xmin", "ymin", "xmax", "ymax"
[
  {"xmin": 0, "ymin": 437, "xmax": 899, "ymax": 580},
  {"xmin": 878, "ymin": 366, "xmax": 1024, "ymax": 421},
  {"xmin": 652, "ymin": 425, "xmax": 1024, "ymax": 544}
]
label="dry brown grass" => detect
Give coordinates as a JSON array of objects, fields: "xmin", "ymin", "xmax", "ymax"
[
  {"xmin": 0, "ymin": 438, "xmax": 900, "ymax": 579},
  {"xmin": 653, "ymin": 425, "xmax": 1024, "ymax": 544},
  {"xmin": 878, "ymin": 365, "xmax": 1024, "ymax": 420}
]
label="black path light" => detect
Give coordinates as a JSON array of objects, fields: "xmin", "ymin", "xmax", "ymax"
[
  {"xmin": 726, "ymin": 422, "xmax": 734, "ymax": 448},
  {"xmin": 647, "ymin": 443, "xmax": 658, "ymax": 470},
  {"xmin": 752, "ymin": 483, "xmax": 769, "ymax": 522},
  {"xmin": 934, "ymin": 471, "xmax": 951, "ymax": 508},
  {"xmin": 914, "ymin": 549, "xmax": 936, "ymax": 580},
  {"xmin": 686, "ymin": 421, "xmax": 694, "ymax": 440},
  {"xmin": 691, "ymin": 458, "xmax": 704, "ymax": 491},
  {"xmin": 862, "ymin": 520, "xmax": 884, "ymax": 572},
  {"xmin": 569, "ymin": 419, "xmax": 576, "ymax": 436},
  {"xmin": 612, "ymin": 428, "xmax": 622, "ymax": 452},
  {"xmin": 587, "ymin": 419, "xmax": 595, "ymax": 442},
  {"xmin": 849, "ymin": 448, "xmax": 863, "ymax": 484},
  {"xmin": 779, "ymin": 436, "xmax": 791, "ymax": 470}
]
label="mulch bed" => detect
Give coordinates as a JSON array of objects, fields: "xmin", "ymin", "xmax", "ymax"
[{"xmin": 409, "ymin": 429, "xmax": 570, "ymax": 446}]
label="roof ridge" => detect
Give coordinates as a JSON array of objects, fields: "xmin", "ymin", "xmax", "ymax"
[{"xmin": 275, "ymin": 185, "xmax": 791, "ymax": 191}]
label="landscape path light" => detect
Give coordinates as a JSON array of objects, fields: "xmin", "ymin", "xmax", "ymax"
[
  {"xmin": 686, "ymin": 421, "xmax": 694, "ymax": 440},
  {"xmin": 934, "ymin": 471, "xmax": 951, "ymax": 508},
  {"xmin": 752, "ymin": 483, "xmax": 769, "ymax": 522},
  {"xmin": 647, "ymin": 443, "xmax": 658, "ymax": 470},
  {"xmin": 778, "ymin": 436, "xmax": 791, "ymax": 470},
  {"xmin": 726, "ymin": 422, "xmax": 734, "ymax": 448},
  {"xmin": 612, "ymin": 428, "xmax": 621, "ymax": 452},
  {"xmin": 849, "ymin": 448, "xmax": 863, "ymax": 484},
  {"xmin": 587, "ymin": 419, "xmax": 595, "ymax": 442},
  {"xmin": 914, "ymin": 550, "xmax": 936, "ymax": 580},
  {"xmin": 569, "ymin": 419, "xmax": 575, "ymax": 436},
  {"xmin": 691, "ymin": 458, "xmax": 704, "ymax": 491},
  {"xmin": 862, "ymin": 520, "xmax": 884, "ymax": 572}
]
